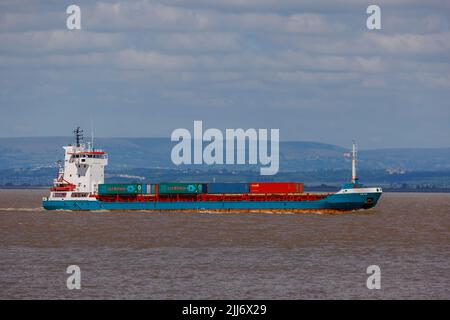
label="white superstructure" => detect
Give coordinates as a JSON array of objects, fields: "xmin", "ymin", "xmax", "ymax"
[{"xmin": 47, "ymin": 127, "xmax": 108, "ymax": 201}]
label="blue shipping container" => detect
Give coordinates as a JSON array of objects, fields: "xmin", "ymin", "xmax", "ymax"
[{"xmin": 207, "ymin": 183, "xmax": 249, "ymax": 194}]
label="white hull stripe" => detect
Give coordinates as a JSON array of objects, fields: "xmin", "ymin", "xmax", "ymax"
[{"xmin": 336, "ymin": 187, "xmax": 382, "ymax": 194}]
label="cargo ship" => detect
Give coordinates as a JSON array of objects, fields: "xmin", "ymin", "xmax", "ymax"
[{"xmin": 42, "ymin": 128, "xmax": 382, "ymax": 212}]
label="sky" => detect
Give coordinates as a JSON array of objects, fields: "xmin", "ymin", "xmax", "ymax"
[{"xmin": 0, "ymin": 0, "xmax": 449, "ymax": 148}]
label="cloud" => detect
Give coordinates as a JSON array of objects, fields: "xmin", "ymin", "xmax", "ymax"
[
  {"xmin": 148, "ymin": 32, "xmax": 242, "ymax": 52},
  {"xmin": 87, "ymin": 2, "xmax": 345, "ymax": 33},
  {"xmin": 161, "ymin": 0, "xmax": 450, "ymax": 12},
  {"xmin": 0, "ymin": 0, "xmax": 449, "ymax": 147},
  {"xmin": 0, "ymin": 31, "xmax": 123, "ymax": 54},
  {"xmin": 415, "ymin": 72, "xmax": 450, "ymax": 88},
  {"xmin": 365, "ymin": 32, "xmax": 450, "ymax": 55}
]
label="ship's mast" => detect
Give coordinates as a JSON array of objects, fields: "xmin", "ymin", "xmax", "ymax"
[
  {"xmin": 73, "ymin": 127, "xmax": 83, "ymax": 147},
  {"xmin": 352, "ymin": 140, "xmax": 358, "ymax": 184}
]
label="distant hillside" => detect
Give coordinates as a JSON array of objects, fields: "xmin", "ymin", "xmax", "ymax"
[{"xmin": 0, "ymin": 137, "xmax": 449, "ymax": 172}]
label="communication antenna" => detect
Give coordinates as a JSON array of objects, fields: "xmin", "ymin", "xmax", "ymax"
[
  {"xmin": 351, "ymin": 140, "xmax": 358, "ymax": 184},
  {"xmin": 90, "ymin": 116, "xmax": 95, "ymax": 151}
]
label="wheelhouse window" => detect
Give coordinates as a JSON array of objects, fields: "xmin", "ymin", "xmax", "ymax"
[
  {"xmin": 53, "ymin": 193, "xmax": 67, "ymax": 198},
  {"xmin": 71, "ymin": 193, "xmax": 89, "ymax": 198}
]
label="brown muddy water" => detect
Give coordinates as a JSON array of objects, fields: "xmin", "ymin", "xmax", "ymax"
[{"xmin": 0, "ymin": 189, "xmax": 449, "ymax": 299}]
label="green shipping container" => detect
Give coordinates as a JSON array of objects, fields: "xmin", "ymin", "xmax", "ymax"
[
  {"xmin": 98, "ymin": 184, "xmax": 144, "ymax": 195},
  {"xmin": 157, "ymin": 183, "xmax": 205, "ymax": 194}
]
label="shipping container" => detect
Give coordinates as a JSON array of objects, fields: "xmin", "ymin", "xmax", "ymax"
[
  {"xmin": 98, "ymin": 183, "xmax": 144, "ymax": 195},
  {"xmin": 157, "ymin": 183, "xmax": 206, "ymax": 194},
  {"xmin": 249, "ymin": 182, "xmax": 304, "ymax": 194},
  {"xmin": 207, "ymin": 183, "xmax": 249, "ymax": 194}
]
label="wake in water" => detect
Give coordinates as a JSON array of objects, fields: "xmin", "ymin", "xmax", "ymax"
[{"xmin": 0, "ymin": 207, "xmax": 45, "ymax": 212}]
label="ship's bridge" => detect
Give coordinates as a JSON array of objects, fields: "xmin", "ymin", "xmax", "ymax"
[
  {"xmin": 69, "ymin": 150, "xmax": 107, "ymax": 156},
  {"xmin": 69, "ymin": 150, "xmax": 108, "ymax": 165}
]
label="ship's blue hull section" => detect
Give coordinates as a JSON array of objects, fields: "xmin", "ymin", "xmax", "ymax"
[{"xmin": 42, "ymin": 192, "xmax": 381, "ymax": 212}]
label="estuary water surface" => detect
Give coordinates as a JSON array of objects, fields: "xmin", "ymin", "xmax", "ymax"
[{"xmin": 0, "ymin": 189, "xmax": 449, "ymax": 299}]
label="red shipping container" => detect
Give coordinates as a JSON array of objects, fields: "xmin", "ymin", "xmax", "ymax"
[{"xmin": 249, "ymin": 182, "xmax": 304, "ymax": 194}]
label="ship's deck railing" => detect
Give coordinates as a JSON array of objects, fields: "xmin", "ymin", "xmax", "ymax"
[{"xmin": 96, "ymin": 193, "xmax": 331, "ymax": 203}]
